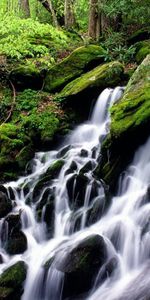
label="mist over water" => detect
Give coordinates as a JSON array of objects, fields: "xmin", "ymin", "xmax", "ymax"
[{"xmin": 1, "ymin": 87, "xmax": 150, "ymax": 300}]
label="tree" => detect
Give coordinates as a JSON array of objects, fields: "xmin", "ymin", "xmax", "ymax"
[
  {"xmin": 88, "ymin": 0, "xmax": 101, "ymax": 40},
  {"xmin": 64, "ymin": 0, "xmax": 75, "ymax": 28},
  {"xmin": 19, "ymin": 0, "xmax": 30, "ymax": 17},
  {"xmin": 38, "ymin": 0, "xmax": 59, "ymax": 27}
]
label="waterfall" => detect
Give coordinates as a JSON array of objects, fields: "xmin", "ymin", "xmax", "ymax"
[{"xmin": 1, "ymin": 86, "xmax": 150, "ymax": 300}]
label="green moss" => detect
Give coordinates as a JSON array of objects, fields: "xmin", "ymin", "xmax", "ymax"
[
  {"xmin": 0, "ymin": 286, "xmax": 14, "ymax": 299},
  {"xmin": 0, "ymin": 261, "xmax": 27, "ymax": 288},
  {"xmin": 44, "ymin": 45, "xmax": 106, "ymax": 92},
  {"xmin": 128, "ymin": 28, "xmax": 150, "ymax": 45},
  {"xmin": 58, "ymin": 61, "xmax": 124, "ymax": 98},
  {"xmin": 10, "ymin": 65, "xmax": 43, "ymax": 90},
  {"xmin": 100, "ymin": 54, "xmax": 150, "ymax": 188},
  {"xmin": 135, "ymin": 40, "xmax": 150, "ymax": 63}
]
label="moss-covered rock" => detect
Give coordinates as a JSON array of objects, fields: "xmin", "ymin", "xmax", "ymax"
[
  {"xmin": 135, "ymin": 40, "xmax": 150, "ymax": 63},
  {"xmin": 55, "ymin": 61, "xmax": 124, "ymax": 119},
  {"xmin": 44, "ymin": 45, "xmax": 106, "ymax": 92},
  {"xmin": 59, "ymin": 61, "xmax": 124, "ymax": 99},
  {"xmin": 55, "ymin": 234, "xmax": 107, "ymax": 298},
  {"xmin": 0, "ymin": 261, "xmax": 27, "ymax": 300},
  {"xmin": 128, "ymin": 28, "xmax": 150, "ymax": 45},
  {"xmin": 100, "ymin": 54, "xmax": 150, "ymax": 190},
  {"xmin": 9, "ymin": 65, "xmax": 44, "ymax": 90}
]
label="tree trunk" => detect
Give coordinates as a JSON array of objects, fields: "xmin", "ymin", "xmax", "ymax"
[
  {"xmin": 38, "ymin": 0, "xmax": 59, "ymax": 27},
  {"xmin": 64, "ymin": 0, "xmax": 75, "ymax": 28},
  {"xmin": 20, "ymin": 0, "xmax": 30, "ymax": 17},
  {"xmin": 88, "ymin": 0, "xmax": 100, "ymax": 40}
]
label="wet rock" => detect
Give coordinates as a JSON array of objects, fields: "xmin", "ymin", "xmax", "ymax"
[
  {"xmin": 0, "ymin": 261, "xmax": 27, "ymax": 300},
  {"xmin": 86, "ymin": 197, "xmax": 106, "ymax": 226},
  {"xmin": 95, "ymin": 256, "xmax": 118, "ymax": 287},
  {"xmin": 32, "ymin": 160, "xmax": 64, "ymax": 203},
  {"xmin": 0, "ymin": 254, "xmax": 3, "ymax": 264},
  {"xmin": 43, "ymin": 200, "xmax": 55, "ymax": 237},
  {"xmin": 80, "ymin": 149, "xmax": 88, "ymax": 157},
  {"xmin": 67, "ymin": 174, "xmax": 89, "ymax": 210},
  {"xmin": 7, "ymin": 187, "xmax": 15, "ymax": 201},
  {"xmin": 55, "ymin": 234, "xmax": 107, "ymax": 298},
  {"xmin": 64, "ymin": 161, "xmax": 77, "ymax": 176},
  {"xmin": 5, "ymin": 214, "xmax": 21, "ymax": 235},
  {"xmin": 0, "ymin": 192, "xmax": 12, "ymax": 218},
  {"xmin": 57, "ymin": 145, "xmax": 71, "ymax": 158},
  {"xmin": 6, "ymin": 230, "xmax": 27, "ymax": 255},
  {"xmin": 79, "ymin": 161, "xmax": 94, "ymax": 174},
  {"xmin": 0, "ymin": 186, "xmax": 8, "ymax": 197}
]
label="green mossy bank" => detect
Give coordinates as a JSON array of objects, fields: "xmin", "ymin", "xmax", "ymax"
[
  {"xmin": 100, "ymin": 54, "xmax": 150, "ymax": 190},
  {"xmin": 0, "ymin": 88, "xmax": 71, "ymax": 182},
  {"xmin": 44, "ymin": 45, "xmax": 106, "ymax": 92}
]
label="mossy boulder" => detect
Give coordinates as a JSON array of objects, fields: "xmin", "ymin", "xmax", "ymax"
[
  {"xmin": 56, "ymin": 61, "xmax": 124, "ymax": 118},
  {"xmin": 9, "ymin": 65, "xmax": 44, "ymax": 90},
  {"xmin": 100, "ymin": 54, "xmax": 150, "ymax": 190},
  {"xmin": 0, "ymin": 261, "xmax": 27, "ymax": 300},
  {"xmin": 0, "ymin": 123, "xmax": 33, "ymax": 182},
  {"xmin": 128, "ymin": 28, "xmax": 150, "ymax": 45},
  {"xmin": 135, "ymin": 40, "xmax": 150, "ymax": 63},
  {"xmin": 44, "ymin": 45, "xmax": 106, "ymax": 92},
  {"xmin": 55, "ymin": 234, "xmax": 107, "ymax": 298}
]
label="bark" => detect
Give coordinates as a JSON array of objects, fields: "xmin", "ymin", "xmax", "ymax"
[
  {"xmin": 88, "ymin": 0, "xmax": 101, "ymax": 40},
  {"xmin": 38, "ymin": 0, "xmax": 59, "ymax": 27},
  {"xmin": 20, "ymin": 0, "xmax": 30, "ymax": 17},
  {"xmin": 64, "ymin": 0, "xmax": 75, "ymax": 29}
]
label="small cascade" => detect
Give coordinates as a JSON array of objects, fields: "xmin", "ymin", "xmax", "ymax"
[{"xmin": 3, "ymin": 86, "xmax": 150, "ymax": 300}]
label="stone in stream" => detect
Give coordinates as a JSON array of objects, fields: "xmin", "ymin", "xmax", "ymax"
[
  {"xmin": 0, "ymin": 192, "xmax": 12, "ymax": 218},
  {"xmin": 0, "ymin": 261, "xmax": 27, "ymax": 300},
  {"xmin": 64, "ymin": 160, "xmax": 77, "ymax": 176},
  {"xmin": 32, "ymin": 159, "xmax": 64, "ymax": 203},
  {"xmin": 5, "ymin": 230, "xmax": 27, "ymax": 255},
  {"xmin": 55, "ymin": 234, "xmax": 107, "ymax": 299},
  {"xmin": 66, "ymin": 173, "xmax": 89, "ymax": 210},
  {"xmin": 86, "ymin": 196, "xmax": 106, "ymax": 226},
  {"xmin": 5, "ymin": 213, "xmax": 21, "ymax": 235}
]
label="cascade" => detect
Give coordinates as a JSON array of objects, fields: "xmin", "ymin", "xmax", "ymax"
[{"xmin": 1, "ymin": 86, "xmax": 150, "ymax": 300}]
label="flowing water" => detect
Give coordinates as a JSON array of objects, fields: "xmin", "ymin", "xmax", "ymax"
[{"xmin": 1, "ymin": 86, "xmax": 150, "ymax": 300}]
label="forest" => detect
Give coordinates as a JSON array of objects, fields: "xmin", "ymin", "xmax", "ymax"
[{"xmin": 0, "ymin": 0, "xmax": 150, "ymax": 300}]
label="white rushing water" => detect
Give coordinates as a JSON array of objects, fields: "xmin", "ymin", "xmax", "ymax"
[{"xmin": 1, "ymin": 86, "xmax": 150, "ymax": 300}]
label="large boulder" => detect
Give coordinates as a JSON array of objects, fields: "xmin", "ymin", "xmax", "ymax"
[
  {"xmin": 128, "ymin": 28, "xmax": 150, "ymax": 45},
  {"xmin": 100, "ymin": 54, "xmax": 150, "ymax": 191},
  {"xmin": 0, "ymin": 261, "xmax": 27, "ymax": 300},
  {"xmin": 56, "ymin": 61, "xmax": 124, "ymax": 118},
  {"xmin": 44, "ymin": 45, "xmax": 106, "ymax": 92},
  {"xmin": 135, "ymin": 40, "xmax": 150, "ymax": 63},
  {"xmin": 9, "ymin": 65, "xmax": 44, "ymax": 90},
  {"xmin": 5, "ymin": 230, "xmax": 27, "ymax": 255},
  {"xmin": 55, "ymin": 234, "xmax": 107, "ymax": 298}
]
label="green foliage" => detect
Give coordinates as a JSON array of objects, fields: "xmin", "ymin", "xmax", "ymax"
[{"xmin": 0, "ymin": 15, "xmax": 69, "ymax": 59}]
